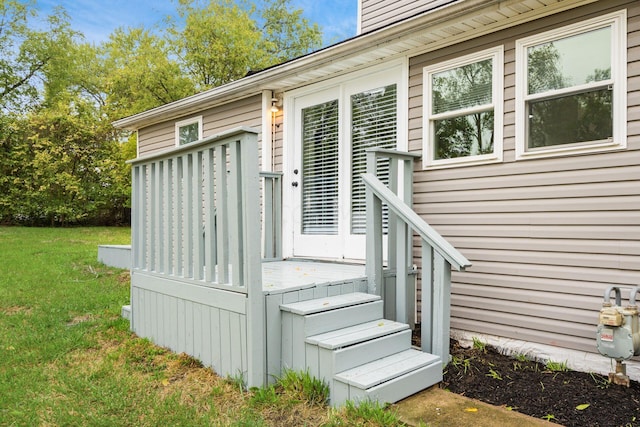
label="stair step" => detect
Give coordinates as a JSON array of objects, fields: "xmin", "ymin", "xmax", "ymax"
[
  {"xmin": 307, "ymin": 319, "xmax": 408, "ymax": 349},
  {"xmin": 331, "ymin": 350, "xmax": 442, "ymax": 406},
  {"xmin": 334, "ymin": 349, "xmax": 440, "ymax": 389},
  {"xmin": 280, "ymin": 292, "xmax": 380, "ymax": 315},
  {"xmin": 307, "ymin": 329, "xmax": 412, "ymax": 380}
]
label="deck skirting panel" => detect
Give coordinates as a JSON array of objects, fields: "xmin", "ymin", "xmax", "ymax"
[
  {"xmin": 131, "ymin": 271, "xmax": 248, "ymax": 379},
  {"xmin": 132, "ymin": 271, "xmax": 247, "ymax": 314}
]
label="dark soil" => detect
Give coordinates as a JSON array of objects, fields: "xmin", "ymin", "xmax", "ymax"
[{"xmin": 441, "ymin": 340, "xmax": 640, "ymax": 427}]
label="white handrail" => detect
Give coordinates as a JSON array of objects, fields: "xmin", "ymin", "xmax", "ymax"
[{"xmin": 362, "ymin": 173, "xmax": 470, "ymax": 271}]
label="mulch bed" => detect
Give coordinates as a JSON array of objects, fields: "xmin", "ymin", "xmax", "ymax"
[{"xmin": 441, "ymin": 340, "xmax": 640, "ymax": 426}]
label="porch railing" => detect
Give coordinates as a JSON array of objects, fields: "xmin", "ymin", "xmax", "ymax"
[
  {"xmin": 260, "ymin": 172, "xmax": 283, "ymax": 261},
  {"xmin": 129, "ymin": 127, "xmax": 265, "ymax": 386},
  {"xmin": 363, "ymin": 148, "xmax": 471, "ymax": 365}
]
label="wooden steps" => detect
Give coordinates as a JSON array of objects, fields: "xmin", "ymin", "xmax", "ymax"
[{"xmin": 280, "ymin": 292, "xmax": 442, "ymax": 407}]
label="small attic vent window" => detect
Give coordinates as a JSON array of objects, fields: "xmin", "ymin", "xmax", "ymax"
[{"xmin": 175, "ymin": 116, "xmax": 203, "ymax": 146}]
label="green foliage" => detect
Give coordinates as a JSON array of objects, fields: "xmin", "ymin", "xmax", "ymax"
[
  {"xmin": 0, "ymin": 0, "xmax": 324, "ymax": 225},
  {"xmin": 486, "ymin": 368, "xmax": 503, "ymax": 381},
  {"xmin": 472, "ymin": 337, "xmax": 487, "ymax": 352},
  {"xmin": 451, "ymin": 354, "xmax": 474, "ymax": 374},
  {"xmin": 169, "ymin": 0, "xmax": 322, "ymax": 90},
  {"xmin": 545, "ymin": 360, "xmax": 568, "ymax": 372},
  {"xmin": 328, "ymin": 400, "xmax": 406, "ymax": 426},
  {"xmin": 589, "ymin": 372, "xmax": 611, "ymax": 389},
  {"xmin": 277, "ymin": 368, "xmax": 329, "ymax": 405},
  {"xmin": 102, "ymin": 27, "xmax": 196, "ymax": 119}
]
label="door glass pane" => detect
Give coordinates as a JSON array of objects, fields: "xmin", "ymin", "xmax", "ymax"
[
  {"xmin": 301, "ymin": 100, "xmax": 339, "ymax": 235},
  {"xmin": 527, "ymin": 26, "xmax": 611, "ymax": 95},
  {"xmin": 434, "ymin": 110, "xmax": 494, "ymax": 159},
  {"xmin": 351, "ymin": 84, "xmax": 397, "ymax": 234},
  {"xmin": 527, "ymin": 88, "xmax": 612, "ymax": 148},
  {"xmin": 432, "ymin": 59, "xmax": 492, "ymax": 114}
]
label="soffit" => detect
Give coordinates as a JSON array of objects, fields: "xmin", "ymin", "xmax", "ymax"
[{"xmin": 113, "ymin": 0, "xmax": 597, "ymax": 131}]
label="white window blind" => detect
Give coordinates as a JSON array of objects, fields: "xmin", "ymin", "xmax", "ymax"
[
  {"xmin": 350, "ymin": 84, "xmax": 397, "ymax": 234},
  {"xmin": 301, "ymin": 100, "xmax": 339, "ymax": 235}
]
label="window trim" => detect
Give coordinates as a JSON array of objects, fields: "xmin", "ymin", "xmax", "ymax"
[
  {"xmin": 515, "ymin": 10, "xmax": 627, "ymax": 160},
  {"xmin": 175, "ymin": 115, "xmax": 203, "ymax": 147},
  {"xmin": 422, "ymin": 46, "xmax": 504, "ymax": 169}
]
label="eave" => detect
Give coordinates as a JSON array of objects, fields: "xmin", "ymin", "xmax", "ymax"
[{"xmin": 112, "ymin": 0, "xmax": 598, "ymax": 131}]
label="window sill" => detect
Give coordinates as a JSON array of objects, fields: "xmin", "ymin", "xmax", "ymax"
[
  {"xmin": 423, "ymin": 154, "xmax": 502, "ymax": 170},
  {"xmin": 515, "ymin": 139, "xmax": 626, "ymax": 161}
]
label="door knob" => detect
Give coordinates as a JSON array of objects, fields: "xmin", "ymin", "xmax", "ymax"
[{"xmin": 292, "ymin": 181, "xmax": 299, "ymax": 187}]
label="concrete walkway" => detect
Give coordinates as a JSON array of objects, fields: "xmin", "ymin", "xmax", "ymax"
[{"xmin": 394, "ymin": 387, "xmax": 554, "ymax": 426}]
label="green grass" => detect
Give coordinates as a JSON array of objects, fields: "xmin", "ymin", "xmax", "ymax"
[{"xmin": 0, "ymin": 226, "xmax": 401, "ymax": 426}]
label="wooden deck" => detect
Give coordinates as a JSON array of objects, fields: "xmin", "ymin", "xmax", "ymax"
[{"xmin": 262, "ymin": 260, "xmax": 366, "ymax": 294}]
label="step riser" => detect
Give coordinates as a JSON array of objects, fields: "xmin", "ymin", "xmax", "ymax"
[
  {"xmin": 281, "ymin": 300, "xmax": 383, "ymax": 371},
  {"xmin": 331, "ymin": 360, "xmax": 443, "ymax": 407},
  {"xmin": 306, "ymin": 329, "xmax": 412, "ymax": 380}
]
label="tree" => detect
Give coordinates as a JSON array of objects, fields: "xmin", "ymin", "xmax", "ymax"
[
  {"xmin": 102, "ymin": 27, "xmax": 196, "ymax": 119},
  {"xmin": 0, "ymin": 2, "xmax": 77, "ymax": 112},
  {"xmin": 259, "ymin": 0, "xmax": 322, "ymax": 63},
  {"xmin": 169, "ymin": 0, "xmax": 322, "ymax": 90}
]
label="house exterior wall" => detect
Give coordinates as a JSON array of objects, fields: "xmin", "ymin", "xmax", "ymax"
[
  {"xmin": 408, "ymin": 0, "xmax": 640, "ymax": 354},
  {"xmin": 137, "ymin": 94, "xmax": 262, "ymax": 157},
  {"xmin": 359, "ymin": 0, "xmax": 450, "ymax": 33}
]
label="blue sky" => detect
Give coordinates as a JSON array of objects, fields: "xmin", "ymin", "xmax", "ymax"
[{"xmin": 35, "ymin": 0, "xmax": 358, "ymax": 47}]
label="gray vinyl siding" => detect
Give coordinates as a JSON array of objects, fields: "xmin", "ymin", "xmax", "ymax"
[
  {"xmin": 360, "ymin": 0, "xmax": 452, "ymax": 33},
  {"xmin": 137, "ymin": 94, "xmax": 262, "ymax": 157},
  {"xmin": 408, "ymin": 0, "xmax": 640, "ymax": 354}
]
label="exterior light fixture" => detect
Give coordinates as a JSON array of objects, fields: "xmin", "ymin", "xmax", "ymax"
[{"xmin": 270, "ymin": 97, "xmax": 279, "ymax": 113}]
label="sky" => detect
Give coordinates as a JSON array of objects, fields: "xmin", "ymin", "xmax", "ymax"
[{"xmin": 35, "ymin": 0, "xmax": 358, "ymax": 47}]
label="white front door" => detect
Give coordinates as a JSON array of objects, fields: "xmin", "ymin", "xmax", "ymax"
[{"xmin": 285, "ymin": 64, "xmax": 406, "ymax": 260}]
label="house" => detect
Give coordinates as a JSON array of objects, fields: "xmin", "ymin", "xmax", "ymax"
[{"xmin": 112, "ymin": 0, "xmax": 640, "ymax": 405}]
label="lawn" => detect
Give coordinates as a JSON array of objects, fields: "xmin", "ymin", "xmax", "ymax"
[{"xmin": 0, "ymin": 227, "xmax": 403, "ymax": 426}]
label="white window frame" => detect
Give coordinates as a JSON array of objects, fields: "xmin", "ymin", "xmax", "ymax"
[
  {"xmin": 515, "ymin": 10, "xmax": 627, "ymax": 160},
  {"xmin": 423, "ymin": 46, "xmax": 504, "ymax": 169},
  {"xmin": 175, "ymin": 115, "xmax": 203, "ymax": 147}
]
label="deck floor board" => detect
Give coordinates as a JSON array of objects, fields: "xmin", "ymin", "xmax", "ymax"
[{"xmin": 262, "ymin": 260, "xmax": 366, "ymax": 294}]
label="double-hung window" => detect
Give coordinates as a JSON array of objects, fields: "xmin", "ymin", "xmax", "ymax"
[
  {"xmin": 175, "ymin": 116, "xmax": 203, "ymax": 146},
  {"xmin": 515, "ymin": 11, "xmax": 626, "ymax": 159},
  {"xmin": 423, "ymin": 46, "xmax": 503, "ymax": 168}
]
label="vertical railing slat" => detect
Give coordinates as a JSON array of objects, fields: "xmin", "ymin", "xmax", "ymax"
[
  {"xmin": 163, "ymin": 159, "xmax": 172, "ymax": 274},
  {"xmin": 263, "ymin": 177, "xmax": 274, "ymax": 259},
  {"xmin": 420, "ymin": 242, "xmax": 433, "ymax": 354},
  {"xmin": 274, "ymin": 174, "xmax": 282, "ymax": 260},
  {"xmin": 174, "ymin": 156, "xmax": 183, "ymax": 276},
  {"xmin": 387, "ymin": 158, "xmax": 398, "ymax": 272},
  {"xmin": 183, "ymin": 154, "xmax": 193, "ymax": 278},
  {"xmin": 396, "ymin": 220, "xmax": 408, "ymax": 324},
  {"xmin": 365, "ymin": 151, "xmax": 383, "ymax": 297},
  {"xmin": 204, "ymin": 149, "xmax": 215, "ymax": 282},
  {"xmin": 149, "ymin": 163, "xmax": 157, "ymax": 272},
  {"xmin": 228, "ymin": 139, "xmax": 243, "ymax": 287},
  {"xmin": 215, "ymin": 145, "xmax": 229, "ymax": 283},
  {"xmin": 193, "ymin": 151, "xmax": 204, "ymax": 281},
  {"xmin": 156, "ymin": 161, "xmax": 164, "ymax": 273},
  {"xmin": 140, "ymin": 164, "xmax": 148, "ymax": 270}
]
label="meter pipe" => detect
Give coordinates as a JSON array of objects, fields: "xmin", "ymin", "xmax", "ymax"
[{"xmin": 603, "ymin": 286, "xmax": 622, "ymax": 306}]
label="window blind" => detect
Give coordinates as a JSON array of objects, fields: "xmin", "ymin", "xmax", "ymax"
[
  {"xmin": 301, "ymin": 100, "xmax": 340, "ymax": 235},
  {"xmin": 351, "ymin": 84, "xmax": 397, "ymax": 234}
]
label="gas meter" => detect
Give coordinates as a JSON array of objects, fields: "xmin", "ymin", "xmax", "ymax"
[{"xmin": 596, "ymin": 286, "xmax": 640, "ymax": 386}]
